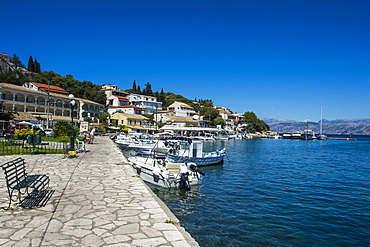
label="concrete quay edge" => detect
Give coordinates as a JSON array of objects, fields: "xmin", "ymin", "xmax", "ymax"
[{"xmin": 0, "ymin": 136, "xmax": 199, "ymax": 247}]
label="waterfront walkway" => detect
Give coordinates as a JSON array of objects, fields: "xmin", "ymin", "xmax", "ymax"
[{"xmin": 0, "ymin": 136, "xmax": 198, "ymax": 247}]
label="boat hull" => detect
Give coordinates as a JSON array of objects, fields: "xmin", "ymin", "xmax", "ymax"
[
  {"xmin": 130, "ymin": 158, "xmax": 200, "ymax": 189},
  {"xmin": 168, "ymin": 153, "xmax": 225, "ymax": 166}
]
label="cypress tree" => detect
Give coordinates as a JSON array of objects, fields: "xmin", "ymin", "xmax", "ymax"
[
  {"xmin": 27, "ymin": 56, "xmax": 34, "ymax": 72},
  {"xmin": 34, "ymin": 59, "xmax": 41, "ymax": 73},
  {"xmin": 132, "ymin": 80, "xmax": 137, "ymax": 92}
]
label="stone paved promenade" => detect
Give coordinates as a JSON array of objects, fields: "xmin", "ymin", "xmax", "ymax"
[{"xmin": 0, "ymin": 136, "xmax": 198, "ymax": 247}]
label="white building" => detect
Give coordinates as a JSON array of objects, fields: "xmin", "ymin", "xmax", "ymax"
[
  {"xmin": 107, "ymin": 105, "xmax": 145, "ymax": 115},
  {"xmin": 102, "ymin": 85, "xmax": 162, "ymax": 115},
  {"xmin": 126, "ymin": 93, "xmax": 162, "ymax": 114},
  {"xmin": 106, "ymin": 95, "xmax": 130, "ymax": 108},
  {"xmin": 167, "ymin": 101, "xmax": 197, "ymax": 118},
  {"xmin": 0, "ymin": 82, "xmax": 105, "ymax": 128}
]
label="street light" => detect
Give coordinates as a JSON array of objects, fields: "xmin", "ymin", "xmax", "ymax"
[{"xmin": 69, "ymin": 94, "xmax": 76, "ymax": 153}]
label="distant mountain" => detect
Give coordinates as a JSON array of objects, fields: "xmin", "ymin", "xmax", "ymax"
[
  {"xmin": 260, "ymin": 118, "xmax": 299, "ymax": 124},
  {"xmin": 262, "ymin": 118, "xmax": 370, "ymax": 135},
  {"xmin": 322, "ymin": 118, "xmax": 370, "ymax": 123}
]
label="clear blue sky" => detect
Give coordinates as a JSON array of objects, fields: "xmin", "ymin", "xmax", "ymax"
[{"xmin": 2, "ymin": 0, "xmax": 370, "ymax": 122}]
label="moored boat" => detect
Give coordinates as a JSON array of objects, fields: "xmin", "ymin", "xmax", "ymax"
[
  {"xmin": 292, "ymin": 131, "xmax": 302, "ymax": 139},
  {"xmin": 128, "ymin": 152, "xmax": 203, "ymax": 190},
  {"xmin": 301, "ymin": 129, "xmax": 314, "ymax": 140},
  {"xmin": 282, "ymin": 133, "xmax": 293, "ymax": 139},
  {"xmin": 163, "ymin": 137, "xmax": 226, "ymax": 166}
]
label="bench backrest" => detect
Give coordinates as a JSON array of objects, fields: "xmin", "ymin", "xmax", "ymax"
[{"xmin": 1, "ymin": 158, "xmax": 28, "ymax": 188}]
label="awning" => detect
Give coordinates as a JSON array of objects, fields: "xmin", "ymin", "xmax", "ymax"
[
  {"xmin": 16, "ymin": 121, "xmax": 33, "ymax": 126},
  {"xmin": 160, "ymin": 126, "xmax": 221, "ymax": 132}
]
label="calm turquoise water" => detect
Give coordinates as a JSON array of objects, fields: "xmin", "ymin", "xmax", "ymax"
[{"xmin": 149, "ymin": 137, "xmax": 370, "ymax": 246}]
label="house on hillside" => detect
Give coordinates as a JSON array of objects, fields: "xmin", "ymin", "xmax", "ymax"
[
  {"xmin": 101, "ymin": 84, "xmax": 129, "ymax": 98},
  {"xmin": 102, "ymin": 85, "xmax": 162, "ymax": 114},
  {"xmin": 216, "ymin": 106, "xmax": 244, "ymax": 132},
  {"xmin": 167, "ymin": 101, "xmax": 197, "ymax": 118},
  {"xmin": 161, "ymin": 115, "xmax": 199, "ymax": 128},
  {"xmin": 109, "ymin": 112, "xmax": 151, "ymax": 134},
  {"xmin": 106, "ymin": 95, "xmax": 130, "ymax": 108},
  {"xmin": 23, "ymin": 82, "xmax": 69, "ymax": 95},
  {"xmin": 107, "ymin": 105, "xmax": 144, "ymax": 115},
  {"xmin": 127, "ymin": 93, "xmax": 162, "ymax": 114}
]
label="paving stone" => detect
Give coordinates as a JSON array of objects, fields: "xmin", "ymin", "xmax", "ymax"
[
  {"xmin": 131, "ymin": 237, "xmax": 168, "ymax": 246},
  {"xmin": 0, "ymin": 136, "xmax": 198, "ymax": 246}
]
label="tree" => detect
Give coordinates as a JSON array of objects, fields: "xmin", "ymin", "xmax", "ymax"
[
  {"xmin": 97, "ymin": 112, "xmax": 109, "ymax": 124},
  {"xmin": 214, "ymin": 117, "xmax": 226, "ymax": 128},
  {"xmin": 34, "ymin": 59, "xmax": 41, "ymax": 73},
  {"xmin": 27, "ymin": 56, "xmax": 34, "ymax": 72},
  {"xmin": 0, "ymin": 103, "xmax": 18, "ymax": 121},
  {"xmin": 132, "ymin": 80, "xmax": 137, "ymax": 92},
  {"xmin": 199, "ymin": 107, "xmax": 220, "ymax": 127},
  {"xmin": 10, "ymin": 54, "xmax": 24, "ymax": 69},
  {"xmin": 53, "ymin": 121, "xmax": 76, "ymax": 137},
  {"xmin": 14, "ymin": 128, "xmax": 40, "ymax": 147},
  {"xmin": 0, "ymin": 70, "xmax": 29, "ymax": 85},
  {"xmin": 158, "ymin": 88, "xmax": 165, "ymax": 103},
  {"xmin": 118, "ymin": 125, "xmax": 130, "ymax": 132},
  {"xmin": 243, "ymin": 111, "xmax": 270, "ymax": 133},
  {"xmin": 143, "ymin": 82, "xmax": 153, "ymax": 96}
]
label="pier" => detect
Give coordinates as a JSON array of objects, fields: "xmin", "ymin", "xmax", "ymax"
[
  {"xmin": 0, "ymin": 136, "xmax": 198, "ymax": 246},
  {"xmin": 327, "ymin": 137, "xmax": 357, "ymax": 140}
]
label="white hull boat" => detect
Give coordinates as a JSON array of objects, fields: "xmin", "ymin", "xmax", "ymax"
[{"xmin": 128, "ymin": 155, "xmax": 203, "ymax": 190}]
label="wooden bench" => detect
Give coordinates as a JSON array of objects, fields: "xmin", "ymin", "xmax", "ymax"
[{"xmin": 1, "ymin": 157, "xmax": 50, "ymax": 209}]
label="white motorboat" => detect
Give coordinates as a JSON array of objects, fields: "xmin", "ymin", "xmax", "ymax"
[
  {"xmin": 292, "ymin": 131, "xmax": 302, "ymax": 139},
  {"xmin": 163, "ymin": 138, "xmax": 226, "ymax": 166},
  {"xmin": 114, "ymin": 134, "xmax": 164, "ymax": 155},
  {"xmin": 282, "ymin": 133, "xmax": 293, "ymax": 139},
  {"xmin": 128, "ymin": 152, "xmax": 204, "ymax": 190}
]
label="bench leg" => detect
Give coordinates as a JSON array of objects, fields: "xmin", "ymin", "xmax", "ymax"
[{"xmin": 3, "ymin": 189, "xmax": 23, "ymax": 210}]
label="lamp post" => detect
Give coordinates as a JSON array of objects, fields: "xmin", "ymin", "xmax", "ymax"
[{"xmin": 69, "ymin": 94, "xmax": 76, "ymax": 152}]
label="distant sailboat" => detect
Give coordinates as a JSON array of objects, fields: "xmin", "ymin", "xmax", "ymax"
[{"xmin": 317, "ymin": 105, "xmax": 327, "ymax": 140}]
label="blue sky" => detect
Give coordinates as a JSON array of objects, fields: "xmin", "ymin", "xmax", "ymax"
[{"xmin": 2, "ymin": 0, "xmax": 370, "ymax": 122}]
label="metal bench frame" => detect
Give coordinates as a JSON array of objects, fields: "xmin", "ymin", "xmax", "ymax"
[{"xmin": 1, "ymin": 157, "xmax": 49, "ymax": 209}]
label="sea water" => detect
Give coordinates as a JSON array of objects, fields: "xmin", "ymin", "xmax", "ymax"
[{"xmin": 149, "ymin": 137, "xmax": 370, "ymax": 246}]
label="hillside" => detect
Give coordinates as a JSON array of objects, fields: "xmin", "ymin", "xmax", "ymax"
[{"xmin": 263, "ymin": 118, "xmax": 370, "ymax": 135}]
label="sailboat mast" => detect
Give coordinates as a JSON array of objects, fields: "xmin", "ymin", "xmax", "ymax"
[{"xmin": 320, "ymin": 105, "xmax": 323, "ymax": 135}]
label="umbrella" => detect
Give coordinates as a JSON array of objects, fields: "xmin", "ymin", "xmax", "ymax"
[{"xmin": 17, "ymin": 121, "xmax": 33, "ymax": 126}]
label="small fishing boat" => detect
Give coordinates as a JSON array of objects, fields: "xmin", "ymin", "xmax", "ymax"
[
  {"xmin": 162, "ymin": 137, "xmax": 226, "ymax": 166},
  {"xmin": 128, "ymin": 151, "xmax": 204, "ymax": 190}
]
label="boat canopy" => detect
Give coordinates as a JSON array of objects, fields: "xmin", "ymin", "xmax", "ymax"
[{"xmin": 159, "ymin": 136, "xmax": 192, "ymax": 144}]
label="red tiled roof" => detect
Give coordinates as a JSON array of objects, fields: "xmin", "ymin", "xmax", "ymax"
[
  {"xmin": 32, "ymin": 82, "xmax": 68, "ymax": 95},
  {"xmin": 114, "ymin": 95, "xmax": 129, "ymax": 102}
]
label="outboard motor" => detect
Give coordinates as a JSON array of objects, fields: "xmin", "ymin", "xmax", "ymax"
[{"xmin": 179, "ymin": 163, "xmax": 190, "ymax": 190}]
